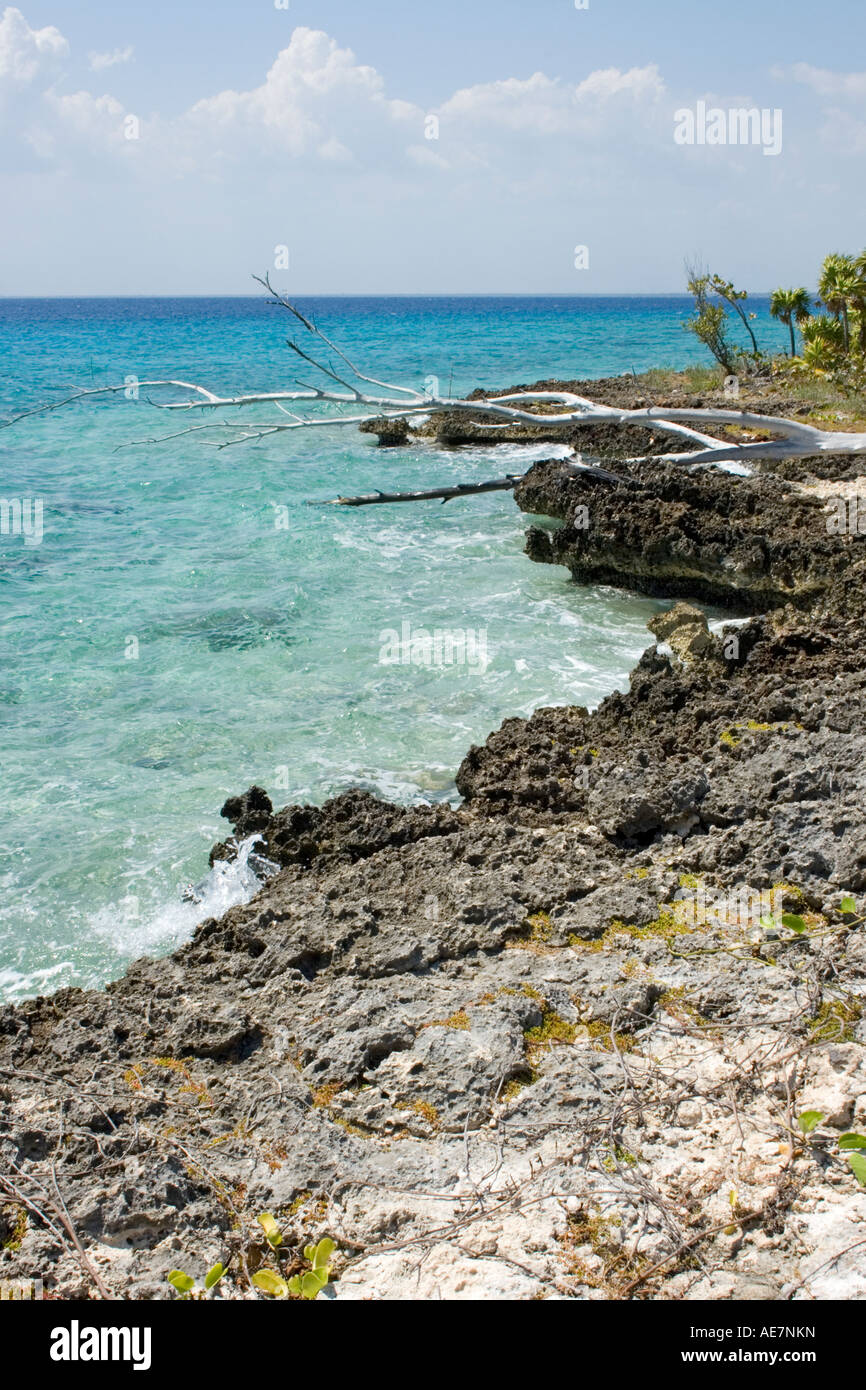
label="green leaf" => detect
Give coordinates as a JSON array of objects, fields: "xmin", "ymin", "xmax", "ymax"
[
  {"xmin": 257, "ymin": 1213, "xmax": 282, "ymax": 1248},
  {"xmin": 300, "ymin": 1271, "xmax": 326, "ymax": 1299},
  {"xmin": 311, "ymin": 1237, "xmax": 336, "ymax": 1270},
  {"xmin": 798, "ymin": 1110, "xmax": 824, "ymax": 1135},
  {"xmin": 251, "ymin": 1269, "xmax": 289, "ymax": 1297},
  {"xmin": 287, "ymin": 1275, "xmax": 302, "ymax": 1296},
  {"xmin": 839, "ymin": 1133, "xmax": 866, "ymax": 1151},
  {"xmin": 848, "ymin": 1153, "xmax": 866, "ymax": 1187},
  {"xmin": 204, "ymin": 1262, "xmax": 225, "ymax": 1289},
  {"xmin": 168, "ymin": 1270, "xmax": 195, "ymax": 1294},
  {"xmin": 782, "ymin": 913, "xmax": 807, "ymax": 934},
  {"xmin": 840, "ymin": 896, "xmax": 857, "ymax": 914},
  {"xmin": 759, "ymin": 915, "xmax": 777, "ymax": 930}
]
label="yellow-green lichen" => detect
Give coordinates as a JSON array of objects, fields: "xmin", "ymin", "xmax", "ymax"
[
  {"xmin": 2, "ymin": 1206, "xmax": 27, "ymax": 1252},
  {"xmin": 773, "ymin": 880, "xmax": 806, "ymax": 905},
  {"xmin": 149, "ymin": 1057, "xmax": 213, "ymax": 1107},
  {"xmin": 580, "ymin": 1020, "xmax": 639, "ymax": 1053},
  {"xmin": 678, "ymin": 873, "xmax": 702, "ymax": 891},
  {"xmin": 525, "ymin": 912, "xmax": 554, "ymax": 944},
  {"xmin": 569, "ymin": 905, "xmax": 694, "ymax": 954},
  {"xmin": 809, "ymin": 997, "xmax": 862, "ymax": 1043},
  {"xmin": 407, "ymin": 1100, "xmax": 440, "ymax": 1129},
  {"xmin": 720, "ymin": 719, "xmax": 802, "ymax": 750},
  {"xmin": 311, "ymin": 1082, "xmax": 344, "ymax": 1109},
  {"xmin": 524, "ymin": 1008, "xmax": 577, "ymax": 1063},
  {"xmin": 657, "ymin": 986, "xmax": 708, "ymax": 1026},
  {"xmin": 558, "ymin": 1209, "xmax": 645, "ymax": 1292},
  {"xmin": 499, "ymin": 1071, "xmax": 538, "ymax": 1103},
  {"xmin": 425, "ymin": 1008, "xmax": 471, "ymax": 1031},
  {"xmin": 601, "ymin": 1144, "xmax": 640, "ymax": 1172}
]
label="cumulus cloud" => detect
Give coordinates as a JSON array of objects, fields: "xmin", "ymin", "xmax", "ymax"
[
  {"xmin": 0, "ymin": 10, "xmax": 856, "ymax": 293},
  {"xmin": 440, "ymin": 64, "xmax": 664, "ymax": 134},
  {"xmin": 0, "ymin": 15, "xmax": 670, "ymax": 177},
  {"xmin": 182, "ymin": 27, "xmax": 422, "ymax": 165},
  {"xmin": 0, "ymin": 5, "xmax": 65, "ymax": 83}
]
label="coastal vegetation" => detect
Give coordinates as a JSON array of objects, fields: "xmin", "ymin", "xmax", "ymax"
[{"xmin": 685, "ymin": 250, "xmax": 866, "ymax": 395}]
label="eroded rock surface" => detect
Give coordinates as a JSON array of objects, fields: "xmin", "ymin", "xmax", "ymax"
[
  {"xmin": 517, "ymin": 456, "xmax": 862, "ymax": 610},
  {"xmin": 1, "ymin": 394, "xmax": 865, "ymax": 1302}
]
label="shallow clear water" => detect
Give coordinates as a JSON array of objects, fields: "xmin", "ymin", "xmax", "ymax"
[{"xmin": 0, "ymin": 296, "xmax": 787, "ymax": 998}]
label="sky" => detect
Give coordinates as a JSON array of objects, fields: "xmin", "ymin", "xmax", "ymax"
[{"xmin": 0, "ymin": 0, "xmax": 864, "ymax": 294}]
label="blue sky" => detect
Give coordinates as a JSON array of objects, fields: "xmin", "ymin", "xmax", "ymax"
[{"xmin": 2, "ymin": 1, "xmax": 864, "ymax": 293}]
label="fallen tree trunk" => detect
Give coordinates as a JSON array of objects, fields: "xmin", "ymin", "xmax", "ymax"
[
  {"xmin": 309, "ymin": 475, "xmax": 525, "ymax": 506},
  {"xmin": 310, "ymin": 459, "xmax": 623, "ymax": 506},
  {"xmin": 5, "ymin": 274, "xmax": 866, "ymax": 501}
]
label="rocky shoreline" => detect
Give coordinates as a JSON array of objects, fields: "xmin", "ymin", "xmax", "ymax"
[{"xmin": 2, "ymin": 374, "xmax": 865, "ymax": 1301}]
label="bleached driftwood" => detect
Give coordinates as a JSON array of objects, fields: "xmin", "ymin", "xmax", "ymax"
[
  {"xmin": 310, "ymin": 461, "xmax": 623, "ymax": 508},
  {"xmin": 4, "ymin": 274, "xmax": 865, "ymax": 505}
]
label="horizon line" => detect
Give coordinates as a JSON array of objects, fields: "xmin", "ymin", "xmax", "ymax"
[{"xmin": 0, "ymin": 290, "xmax": 783, "ymax": 300}]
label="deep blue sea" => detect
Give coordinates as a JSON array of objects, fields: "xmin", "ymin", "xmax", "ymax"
[{"xmin": 0, "ymin": 295, "xmax": 788, "ymax": 999}]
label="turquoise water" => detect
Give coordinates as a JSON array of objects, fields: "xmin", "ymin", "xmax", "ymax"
[{"xmin": 0, "ymin": 296, "xmax": 787, "ymax": 999}]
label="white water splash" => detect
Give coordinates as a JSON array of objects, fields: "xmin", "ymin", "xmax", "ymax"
[{"xmin": 89, "ymin": 835, "xmax": 273, "ymax": 961}]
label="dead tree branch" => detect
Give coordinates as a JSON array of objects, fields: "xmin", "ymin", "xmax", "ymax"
[{"xmin": 5, "ymin": 275, "xmax": 866, "ymax": 488}]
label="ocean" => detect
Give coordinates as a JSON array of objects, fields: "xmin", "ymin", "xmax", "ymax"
[{"xmin": 0, "ymin": 294, "xmax": 789, "ymax": 999}]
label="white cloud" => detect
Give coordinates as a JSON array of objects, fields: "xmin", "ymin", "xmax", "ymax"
[
  {"xmin": 440, "ymin": 64, "xmax": 664, "ymax": 134},
  {"xmin": 575, "ymin": 64, "xmax": 665, "ymax": 102},
  {"xmin": 0, "ymin": 5, "xmax": 66, "ymax": 85},
  {"xmin": 0, "ymin": 17, "xmax": 671, "ymax": 179},
  {"xmin": 1, "ymin": 12, "xmax": 855, "ymax": 294},
  {"xmin": 182, "ymin": 27, "xmax": 421, "ymax": 163},
  {"xmin": 88, "ymin": 44, "xmax": 133, "ymax": 72},
  {"xmin": 779, "ymin": 62, "xmax": 866, "ymax": 99}
]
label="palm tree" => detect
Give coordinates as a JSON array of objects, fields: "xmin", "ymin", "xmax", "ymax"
[
  {"xmin": 800, "ymin": 314, "xmax": 846, "ymax": 372},
  {"xmin": 818, "ymin": 253, "xmax": 861, "ymax": 352},
  {"xmin": 769, "ymin": 287, "xmax": 813, "ymax": 357}
]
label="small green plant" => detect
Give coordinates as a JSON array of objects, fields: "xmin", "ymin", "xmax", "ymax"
[
  {"xmin": 760, "ymin": 910, "xmax": 808, "ymax": 934},
  {"xmin": 840, "ymin": 1133, "xmax": 866, "ymax": 1187},
  {"xmin": 251, "ymin": 1268, "xmax": 289, "ymax": 1297},
  {"xmin": 249, "ymin": 1217, "xmax": 336, "ymax": 1300},
  {"xmin": 796, "ymin": 1113, "xmax": 866, "ymax": 1186},
  {"xmin": 251, "ymin": 1237, "xmax": 336, "ymax": 1300},
  {"xmin": 257, "ymin": 1212, "xmax": 282, "ymax": 1248},
  {"xmin": 797, "ymin": 1110, "xmax": 824, "ymax": 1135},
  {"xmin": 288, "ymin": 1238, "xmax": 336, "ymax": 1299},
  {"xmin": 167, "ymin": 1263, "xmax": 226, "ymax": 1299},
  {"xmin": 782, "ymin": 913, "xmax": 807, "ymax": 934}
]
